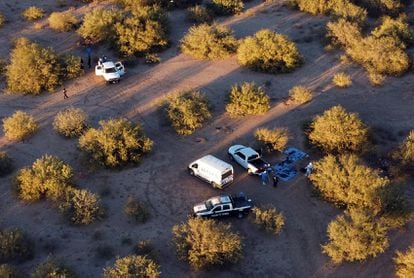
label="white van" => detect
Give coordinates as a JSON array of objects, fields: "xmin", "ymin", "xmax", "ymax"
[{"xmin": 188, "ymin": 155, "xmax": 234, "ymax": 189}]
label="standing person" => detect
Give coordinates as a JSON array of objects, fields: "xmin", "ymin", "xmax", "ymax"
[
  {"xmin": 272, "ymin": 173, "xmax": 279, "ymax": 187},
  {"xmin": 86, "ymin": 46, "xmax": 92, "ymax": 69},
  {"xmin": 80, "ymin": 58, "xmax": 84, "ymax": 70},
  {"xmin": 305, "ymin": 162, "xmax": 313, "ymax": 177},
  {"xmin": 260, "ymin": 171, "xmax": 268, "ymax": 186},
  {"xmin": 63, "ymin": 87, "xmax": 69, "ymax": 99}
]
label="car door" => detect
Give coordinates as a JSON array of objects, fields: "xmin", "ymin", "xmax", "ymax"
[
  {"xmin": 221, "ymin": 204, "xmax": 231, "ymax": 216},
  {"xmin": 115, "ymin": 62, "xmax": 125, "ymax": 76},
  {"xmin": 234, "ymin": 152, "xmax": 247, "ymax": 168},
  {"xmin": 211, "ymin": 205, "xmax": 223, "ymax": 217},
  {"xmin": 95, "ymin": 65, "xmax": 103, "ymax": 76}
]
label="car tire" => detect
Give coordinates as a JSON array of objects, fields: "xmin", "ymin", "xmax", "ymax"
[{"xmin": 189, "ymin": 169, "xmax": 195, "ymax": 176}]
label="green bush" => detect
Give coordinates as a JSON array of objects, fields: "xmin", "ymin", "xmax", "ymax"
[
  {"xmin": 186, "ymin": 5, "xmax": 213, "ymax": 24},
  {"xmin": 395, "ymin": 246, "xmax": 414, "ymax": 278},
  {"xmin": 61, "ymin": 54, "xmax": 84, "ymax": 80},
  {"xmin": 48, "ymin": 10, "xmax": 78, "ymax": 32},
  {"xmin": 104, "ymin": 255, "xmax": 160, "ymax": 278},
  {"xmin": 332, "ymin": 72, "xmax": 352, "ymax": 87},
  {"xmin": 22, "ymin": 6, "xmax": 45, "ymax": 21},
  {"xmin": 237, "ymin": 29, "xmax": 302, "ymax": 74},
  {"xmin": 180, "ymin": 23, "xmax": 237, "ymax": 60},
  {"xmin": 0, "ymin": 264, "xmax": 19, "ymax": 278},
  {"xmin": 60, "ymin": 188, "xmax": 103, "ymax": 225},
  {"xmin": 15, "ymin": 155, "xmax": 73, "ymax": 202},
  {"xmin": 372, "ymin": 15, "xmax": 414, "ymax": 47},
  {"xmin": 124, "ymin": 197, "xmax": 151, "ymax": 223},
  {"xmin": 6, "ymin": 38, "xmax": 61, "ymax": 94},
  {"xmin": 255, "ymin": 127, "xmax": 289, "ymax": 153},
  {"xmin": 208, "ymin": 0, "xmax": 244, "ymax": 15},
  {"xmin": 0, "ymin": 229, "xmax": 33, "ymax": 263},
  {"xmin": 79, "ymin": 118, "xmax": 153, "ymax": 168},
  {"xmin": 288, "ymin": 85, "xmax": 313, "ymax": 104},
  {"xmin": 322, "ymin": 208, "xmax": 389, "ymax": 264},
  {"xmin": 32, "ymin": 259, "xmax": 74, "ymax": 278},
  {"xmin": 310, "ymin": 154, "xmax": 389, "ymax": 212},
  {"xmin": 226, "ymin": 82, "xmax": 270, "ymax": 117},
  {"xmin": 172, "ymin": 217, "xmax": 242, "ymax": 270},
  {"xmin": 2, "ymin": 111, "xmax": 39, "ymax": 141},
  {"xmin": 165, "ymin": 91, "xmax": 211, "ymax": 135},
  {"xmin": 392, "ymin": 130, "xmax": 414, "ymax": 167},
  {"xmin": 0, "ymin": 151, "xmax": 14, "ymax": 177},
  {"xmin": 0, "ymin": 13, "xmax": 5, "ymax": 27},
  {"xmin": 77, "ymin": 9, "xmax": 123, "ymax": 44},
  {"xmin": 308, "ymin": 105, "xmax": 369, "ymax": 153},
  {"xmin": 53, "ymin": 107, "xmax": 88, "ymax": 138},
  {"xmin": 251, "ymin": 206, "xmax": 285, "ymax": 235}
]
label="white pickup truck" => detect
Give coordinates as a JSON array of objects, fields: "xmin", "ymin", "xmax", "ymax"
[
  {"xmin": 95, "ymin": 61, "xmax": 125, "ymax": 83},
  {"xmin": 228, "ymin": 144, "xmax": 270, "ymax": 175}
]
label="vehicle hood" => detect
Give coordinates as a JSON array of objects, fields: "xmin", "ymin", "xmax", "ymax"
[{"xmin": 193, "ymin": 202, "xmax": 208, "ymax": 213}]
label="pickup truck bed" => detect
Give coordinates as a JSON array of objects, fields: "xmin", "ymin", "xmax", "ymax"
[
  {"xmin": 249, "ymin": 158, "xmax": 269, "ymax": 173},
  {"xmin": 232, "ymin": 195, "xmax": 252, "ymax": 209}
]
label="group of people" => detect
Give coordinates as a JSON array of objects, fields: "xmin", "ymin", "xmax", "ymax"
[{"xmin": 259, "ymin": 161, "xmax": 314, "ymax": 187}]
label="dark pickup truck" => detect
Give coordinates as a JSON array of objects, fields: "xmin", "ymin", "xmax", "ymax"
[{"xmin": 193, "ymin": 194, "xmax": 253, "ymax": 218}]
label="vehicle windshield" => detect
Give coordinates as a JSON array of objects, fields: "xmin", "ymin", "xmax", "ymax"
[
  {"xmin": 247, "ymin": 154, "xmax": 259, "ymax": 161},
  {"xmin": 105, "ymin": 67, "xmax": 117, "ymax": 73},
  {"xmin": 222, "ymin": 170, "xmax": 232, "ymax": 180}
]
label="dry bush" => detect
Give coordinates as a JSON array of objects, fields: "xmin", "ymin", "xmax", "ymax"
[
  {"xmin": 0, "ymin": 264, "xmax": 19, "ymax": 278},
  {"xmin": 77, "ymin": 8, "xmax": 123, "ymax": 44},
  {"xmin": 172, "ymin": 217, "xmax": 242, "ymax": 270},
  {"xmin": 6, "ymin": 38, "xmax": 61, "ymax": 94},
  {"xmin": 53, "ymin": 107, "xmax": 88, "ymax": 138},
  {"xmin": 356, "ymin": 0, "xmax": 403, "ymax": 16},
  {"xmin": 22, "ymin": 6, "xmax": 45, "ymax": 21},
  {"xmin": 165, "ymin": 91, "xmax": 211, "ymax": 135},
  {"xmin": 180, "ymin": 24, "xmax": 237, "ymax": 60},
  {"xmin": 208, "ymin": 0, "xmax": 244, "ymax": 15},
  {"xmin": 60, "ymin": 188, "xmax": 103, "ymax": 225},
  {"xmin": 0, "ymin": 13, "xmax": 5, "ymax": 27},
  {"xmin": 255, "ymin": 127, "xmax": 289, "ymax": 153},
  {"xmin": 79, "ymin": 118, "xmax": 153, "ymax": 168},
  {"xmin": 392, "ymin": 130, "xmax": 414, "ymax": 167},
  {"xmin": 48, "ymin": 10, "xmax": 78, "ymax": 32},
  {"xmin": 372, "ymin": 14, "xmax": 414, "ymax": 46},
  {"xmin": 134, "ymin": 240, "xmax": 156, "ymax": 258},
  {"xmin": 226, "ymin": 82, "xmax": 270, "ymax": 117},
  {"xmin": 0, "ymin": 59, "xmax": 6, "ymax": 76},
  {"xmin": 0, "ymin": 151, "xmax": 13, "ymax": 177},
  {"xmin": 308, "ymin": 105, "xmax": 369, "ymax": 153},
  {"xmin": 237, "ymin": 29, "xmax": 302, "ymax": 74},
  {"xmin": 61, "ymin": 54, "xmax": 84, "ymax": 80},
  {"xmin": 332, "ymin": 72, "xmax": 352, "ymax": 87},
  {"xmin": 251, "ymin": 206, "xmax": 285, "ymax": 235},
  {"xmin": 395, "ymin": 246, "xmax": 414, "ymax": 278},
  {"xmin": 2, "ymin": 111, "xmax": 39, "ymax": 141},
  {"xmin": 0, "ymin": 229, "xmax": 33, "ymax": 263},
  {"xmin": 15, "ymin": 154, "xmax": 73, "ymax": 202},
  {"xmin": 288, "ymin": 85, "xmax": 313, "ymax": 104},
  {"xmin": 32, "ymin": 259, "xmax": 74, "ymax": 278},
  {"xmin": 310, "ymin": 154, "xmax": 389, "ymax": 212},
  {"xmin": 322, "ymin": 208, "xmax": 389, "ymax": 264},
  {"xmin": 186, "ymin": 5, "xmax": 213, "ymax": 24},
  {"xmin": 124, "ymin": 197, "xmax": 151, "ymax": 223},
  {"xmin": 104, "ymin": 255, "xmax": 160, "ymax": 278}
]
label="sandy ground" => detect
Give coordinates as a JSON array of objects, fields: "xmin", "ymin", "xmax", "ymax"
[{"xmin": 0, "ymin": 0, "xmax": 413, "ymax": 277}]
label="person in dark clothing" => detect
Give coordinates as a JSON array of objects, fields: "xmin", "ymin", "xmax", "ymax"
[
  {"xmin": 63, "ymin": 87, "xmax": 69, "ymax": 99},
  {"xmin": 80, "ymin": 58, "xmax": 84, "ymax": 70},
  {"xmin": 272, "ymin": 174, "xmax": 279, "ymax": 187}
]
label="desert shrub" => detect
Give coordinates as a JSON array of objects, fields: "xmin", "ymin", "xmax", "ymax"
[
  {"xmin": 22, "ymin": 6, "xmax": 45, "ymax": 21},
  {"xmin": 308, "ymin": 105, "xmax": 369, "ymax": 153},
  {"xmin": 356, "ymin": 0, "xmax": 402, "ymax": 16},
  {"xmin": 0, "ymin": 59, "xmax": 6, "ymax": 76},
  {"xmin": 60, "ymin": 54, "xmax": 84, "ymax": 80},
  {"xmin": 79, "ymin": 118, "xmax": 153, "ymax": 168},
  {"xmin": 144, "ymin": 53, "xmax": 161, "ymax": 64},
  {"xmin": 310, "ymin": 154, "xmax": 389, "ymax": 212},
  {"xmin": 255, "ymin": 127, "xmax": 289, "ymax": 153},
  {"xmin": 165, "ymin": 91, "xmax": 211, "ymax": 135},
  {"xmin": 186, "ymin": 5, "xmax": 213, "ymax": 24},
  {"xmin": 134, "ymin": 240, "xmax": 155, "ymax": 258},
  {"xmin": 372, "ymin": 15, "xmax": 414, "ymax": 46},
  {"xmin": 2, "ymin": 111, "xmax": 39, "ymax": 141},
  {"xmin": 60, "ymin": 188, "xmax": 103, "ymax": 225},
  {"xmin": 208, "ymin": 0, "xmax": 244, "ymax": 15},
  {"xmin": 0, "ymin": 151, "xmax": 13, "ymax": 177},
  {"xmin": 327, "ymin": 18, "xmax": 362, "ymax": 47},
  {"xmin": 332, "ymin": 72, "xmax": 352, "ymax": 87},
  {"xmin": 15, "ymin": 154, "xmax": 73, "ymax": 202},
  {"xmin": 180, "ymin": 24, "xmax": 237, "ymax": 60},
  {"xmin": 378, "ymin": 185, "xmax": 412, "ymax": 229},
  {"xmin": 395, "ymin": 246, "xmax": 414, "ymax": 278},
  {"xmin": 124, "ymin": 197, "xmax": 150, "ymax": 223},
  {"xmin": 237, "ymin": 29, "xmax": 302, "ymax": 74},
  {"xmin": 288, "ymin": 85, "xmax": 313, "ymax": 104},
  {"xmin": 53, "ymin": 107, "xmax": 88, "ymax": 137},
  {"xmin": 392, "ymin": 130, "xmax": 414, "ymax": 167},
  {"xmin": 32, "ymin": 259, "xmax": 74, "ymax": 278},
  {"xmin": 251, "ymin": 206, "xmax": 285, "ymax": 235},
  {"xmin": 0, "ymin": 13, "xmax": 5, "ymax": 27},
  {"xmin": 104, "ymin": 255, "xmax": 160, "ymax": 278},
  {"xmin": 226, "ymin": 82, "xmax": 270, "ymax": 117},
  {"xmin": 0, "ymin": 264, "xmax": 19, "ymax": 277},
  {"xmin": 172, "ymin": 217, "xmax": 242, "ymax": 269},
  {"xmin": 322, "ymin": 208, "xmax": 389, "ymax": 264},
  {"xmin": 77, "ymin": 9, "xmax": 123, "ymax": 44},
  {"xmin": 48, "ymin": 10, "xmax": 78, "ymax": 32},
  {"xmin": 0, "ymin": 229, "xmax": 33, "ymax": 263},
  {"xmin": 6, "ymin": 38, "xmax": 61, "ymax": 94}
]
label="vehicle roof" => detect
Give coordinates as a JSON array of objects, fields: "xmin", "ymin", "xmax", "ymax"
[
  {"xmin": 235, "ymin": 146, "xmax": 257, "ymax": 157},
  {"xmin": 209, "ymin": 195, "xmax": 231, "ymax": 206},
  {"xmin": 102, "ymin": 61, "xmax": 116, "ymax": 68},
  {"xmin": 194, "ymin": 155, "xmax": 232, "ymax": 172}
]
